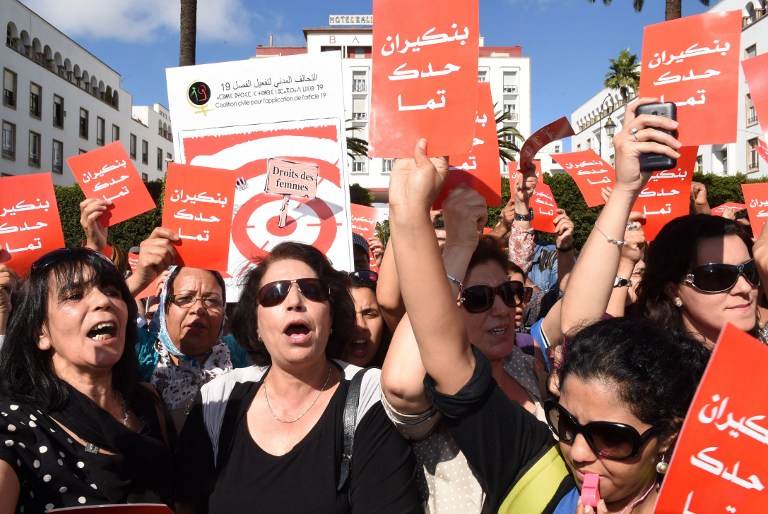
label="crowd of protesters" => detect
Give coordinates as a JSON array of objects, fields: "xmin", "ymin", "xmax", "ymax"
[{"xmin": 0, "ymin": 97, "xmax": 764, "ymax": 513}]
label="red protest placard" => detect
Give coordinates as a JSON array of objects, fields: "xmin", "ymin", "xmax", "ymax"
[
  {"xmin": 0, "ymin": 173, "xmax": 65, "ymax": 275},
  {"xmin": 67, "ymin": 142, "xmax": 156, "ymax": 226},
  {"xmin": 758, "ymin": 139, "xmax": 768, "ymax": 165},
  {"xmin": 162, "ymin": 163, "xmax": 236, "ymax": 272},
  {"xmin": 656, "ymin": 324, "xmax": 768, "ymax": 513},
  {"xmin": 530, "ymin": 183, "xmax": 558, "ymax": 234},
  {"xmin": 639, "ymin": 11, "xmax": 742, "ymax": 145},
  {"xmin": 350, "ymin": 203, "xmax": 380, "ymax": 273},
  {"xmin": 631, "ymin": 146, "xmax": 697, "ymax": 241},
  {"xmin": 370, "ymin": 0, "xmax": 479, "ymax": 157},
  {"xmin": 127, "ymin": 252, "xmax": 163, "ymax": 300},
  {"xmin": 742, "ymin": 53, "xmax": 768, "ymax": 136},
  {"xmin": 508, "ymin": 160, "xmax": 542, "ymax": 182},
  {"xmin": 551, "ymin": 150, "xmax": 615, "ymax": 207},
  {"xmin": 741, "ymin": 182, "xmax": 768, "ymax": 238},
  {"xmin": 434, "ymin": 82, "xmax": 501, "ymax": 208},
  {"xmin": 711, "ymin": 202, "xmax": 746, "ymax": 216},
  {"xmin": 518, "ymin": 117, "xmax": 574, "ymax": 173}
]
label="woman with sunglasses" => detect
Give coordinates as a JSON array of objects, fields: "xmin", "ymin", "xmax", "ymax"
[
  {"xmin": 340, "ymin": 270, "xmax": 391, "ymax": 367},
  {"xmin": 0, "ymin": 247, "xmax": 175, "ymax": 512},
  {"xmin": 386, "ymin": 139, "xmax": 710, "ymax": 513},
  {"xmin": 560, "ymin": 98, "xmax": 766, "ymax": 349},
  {"xmin": 381, "ymin": 184, "xmax": 547, "ymax": 512},
  {"xmin": 175, "ymin": 242, "xmax": 418, "ymax": 513},
  {"xmin": 134, "ymin": 266, "xmax": 249, "ymax": 431}
]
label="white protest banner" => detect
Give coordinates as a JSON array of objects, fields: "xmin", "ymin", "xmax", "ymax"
[{"xmin": 166, "ymin": 52, "xmax": 353, "ymax": 298}]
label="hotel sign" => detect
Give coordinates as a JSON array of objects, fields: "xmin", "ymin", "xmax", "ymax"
[{"xmin": 329, "ymin": 15, "xmax": 373, "ymax": 26}]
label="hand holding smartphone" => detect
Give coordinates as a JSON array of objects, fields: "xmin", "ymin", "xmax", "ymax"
[{"xmin": 634, "ymin": 102, "xmax": 678, "ymax": 173}]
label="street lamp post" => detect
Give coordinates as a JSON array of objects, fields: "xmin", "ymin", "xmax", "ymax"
[{"xmin": 598, "ymin": 94, "xmax": 617, "ymax": 158}]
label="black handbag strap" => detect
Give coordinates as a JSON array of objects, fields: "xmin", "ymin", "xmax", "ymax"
[{"xmin": 337, "ymin": 367, "xmax": 368, "ymax": 491}]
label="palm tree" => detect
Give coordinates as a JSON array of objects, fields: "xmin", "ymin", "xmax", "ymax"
[
  {"xmin": 604, "ymin": 49, "xmax": 640, "ymax": 100},
  {"xmin": 496, "ymin": 109, "xmax": 525, "ymax": 163},
  {"xmin": 179, "ymin": 0, "xmax": 197, "ymax": 66},
  {"xmin": 345, "ymin": 122, "xmax": 369, "ymax": 159},
  {"xmin": 586, "ymin": 0, "xmax": 710, "ymax": 21}
]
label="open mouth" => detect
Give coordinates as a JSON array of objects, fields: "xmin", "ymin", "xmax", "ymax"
[
  {"xmin": 285, "ymin": 321, "xmax": 310, "ymax": 337},
  {"xmin": 488, "ymin": 326, "xmax": 507, "ymax": 335},
  {"xmin": 350, "ymin": 339, "xmax": 368, "ymax": 357},
  {"xmin": 87, "ymin": 322, "xmax": 117, "ymax": 341}
]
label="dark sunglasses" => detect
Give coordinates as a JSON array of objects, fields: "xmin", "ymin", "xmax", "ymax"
[
  {"xmin": 460, "ymin": 280, "xmax": 531, "ymax": 314},
  {"xmin": 349, "ymin": 270, "xmax": 378, "ymax": 285},
  {"xmin": 258, "ymin": 278, "xmax": 330, "ymax": 307},
  {"xmin": 544, "ymin": 400, "xmax": 662, "ymax": 461},
  {"xmin": 683, "ymin": 259, "xmax": 760, "ymax": 294},
  {"xmin": 31, "ymin": 247, "xmax": 113, "ymax": 273}
]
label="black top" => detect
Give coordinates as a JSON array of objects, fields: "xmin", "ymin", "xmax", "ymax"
[
  {"xmin": 425, "ymin": 346, "xmax": 575, "ymax": 513},
  {"xmin": 176, "ymin": 374, "xmax": 419, "ymax": 513},
  {"xmin": 0, "ymin": 390, "xmax": 174, "ymax": 512}
]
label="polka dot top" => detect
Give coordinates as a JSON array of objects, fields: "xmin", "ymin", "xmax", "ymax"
[{"xmin": 0, "ymin": 400, "xmax": 166, "ymax": 512}]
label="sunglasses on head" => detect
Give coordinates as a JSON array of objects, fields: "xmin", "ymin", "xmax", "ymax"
[
  {"xmin": 257, "ymin": 278, "xmax": 330, "ymax": 307},
  {"xmin": 459, "ymin": 280, "xmax": 531, "ymax": 314},
  {"xmin": 349, "ymin": 270, "xmax": 378, "ymax": 285},
  {"xmin": 544, "ymin": 400, "xmax": 662, "ymax": 461},
  {"xmin": 683, "ymin": 259, "xmax": 760, "ymax": 294}
]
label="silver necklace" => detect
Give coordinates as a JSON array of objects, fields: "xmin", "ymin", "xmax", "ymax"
[{"xmin": 264, "ymin": 366, "xmax": 332, "ymax": 423}]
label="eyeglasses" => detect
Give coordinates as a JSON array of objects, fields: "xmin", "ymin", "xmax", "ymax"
[
  {"xmin": 349, "ymin": 270, "xmax": 378, "ymax": 285},
  {"xmin": 169, "ymin": 294, "xmax": 224, "ymax": 311},
  {"xmin": 258, "ymin": 278, "xmax": 330, "ymax": 307},
  {"xmin": 683, "ymin": 259, "xmax": 760, "ymax": 294},
  {"xmin": 460, "ymin": 280, "xmax": 531, "ymax": 314},
  {"xmin": 544, "ymin": 400, "xmax": 662, "ymax": 461}
]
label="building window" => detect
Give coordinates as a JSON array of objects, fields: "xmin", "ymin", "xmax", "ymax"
[
  {"xmin": 130, "ymin": 134, "xmax": 137, "ymax": 159},
  {"xmin": 746, "ymin": 44, "xmax": 757, "ymax": 59},
  {"xmin": 29, "ymin": 82, "xmax": 41, "ymax": 118},
  {"xmin": 478, "ymin": 70, "xmax": 488, "ymax": 82},
  {"xmin": 142, "ymin": 172, "xmax": 148, "ymax": 181},
  {"xmin": 157, "ymin": 148, "xmax": 163, "ymax": 170},
  {"xmin": 3, "ymin": 68, "xmax": 17, "ymax": 108},
  {"xmin": 720, "ymin": 148, "xmax": 728, "ymax": 174},
  {"xmin": 748, "ymin": 138, "xmax": 759, "ymax": 172},
  {"xmin": 79, "ymin": 148, "xmax": 87, "ymax": 155},
  {"xmin": 28, "ymin": 131, "xmax": 41, "ymax": 167},
  {"xmin": 382, "ymin": 159, "xmax": 394, "ymax": 174},
  {"xmin": 351, "ymin": 158, "xmax": 366, "ymax": 174},
  {"xmin": 746, "ymin": 94, "xmax": 757, "ymax": 126},
  {"xmin": 503, "ymin": 71, "xmax": 518, "ymax": 94},
  {"xmin": 166, "ymin": 152, "xmax": 172, "ymax": 163},
  {"xmin": 142, "ymin": 140, "xmax": 148, "ymax": 164},
  {"xmin": 111, "ymin": 124, "xmax": 120, "ymax": 142},
  {"xmin": 695, "ymin": 155, "xmax": 703, "ymax": 173},
  {"xmin": 1, "ymin": 121, "xmax": 15, "ymax": 160},
  {"xmin": 79, "ymin": 108, "xmax": 89, "ymax": 139},
  {"xmin": 53, "ymin": 95, "xmax": 64, "ymax": 128},
  {"xmin": 52, "ymin": 139, "xmax": 63, "ymax": 174},
  {"xmin": 352, "ymin": 71, "xmax": 367, "ymax": 93},
  {"xmin": 96, "ymin": 117, "xmax": 105, "ymax": 146},
  {"xmin": 352, "ymin": 97, "xmax": 367, "ymax": 120}
]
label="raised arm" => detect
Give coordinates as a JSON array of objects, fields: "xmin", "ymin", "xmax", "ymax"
[
  {"xmin": 389, "ymin": 140, "xmax": 475, "ymax": 395},
  {"xmin": 79, "ymin": 198, "xmax": 112, "ymax": 252},
  {"xmin": 560, "ymin": 98, "xmax": 681, "ymax": 335},
  {"xmin": 125, "ymin": 227, "xmax": 179, "ymax": 297}
]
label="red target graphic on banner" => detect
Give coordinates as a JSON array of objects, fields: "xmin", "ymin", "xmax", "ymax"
[{"xmin": 231, "ymin": 194, "xmax": 339, "ymax": 262}]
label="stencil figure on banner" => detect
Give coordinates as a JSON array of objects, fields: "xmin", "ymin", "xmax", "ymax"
[
  {"xmin": 561, "ymin": 97, "xmax": 768, "ymax": 350},
  {"xmin": 386, "ymin": 138, "xmax": 711, "ymax": 513},
  {"xmin": 0, "ymin": 247, "xmax": 176, "ymax": 512},
  {"xmin": 381, "ymin": 184, "xmax": 559, "ymax": 513},
  {"xmin": 175, "ymin": 242, "xmax": 419, "ymax": 513}
]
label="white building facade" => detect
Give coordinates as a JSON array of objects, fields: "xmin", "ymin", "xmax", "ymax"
[
  {"xmin": 571, "ymin": 0, "xmax": 767, "ymax": 177},
  {"xmin": 255, "ymin": 18, "xmax": 531, "ymax": 201},
  {"xmin": 2, "ymin": 0, "xmax": 174, "ymax": 186}
]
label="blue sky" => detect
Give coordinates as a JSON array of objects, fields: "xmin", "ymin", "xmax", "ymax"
[{"xmin": 22, "ymin": 0, "xmax": 712, "ymax": 135}]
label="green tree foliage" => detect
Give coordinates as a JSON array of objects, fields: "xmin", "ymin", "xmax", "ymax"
[
  {"xmin": 349, "ymin": 183, "xmax": 374, "ymax": 206},
  {"xmin": 586, "ymin": 0, "xmax": 710, "ymax": 22},
  {"xmin": 604, "ymin": 49, "xmax": 641, "ymax": 100},
  {"xmin": 55, "ymin": 180, "xmax": 165, "ymax": 250},
  {"xmin": 496, "ymin": 110, "xmax": 525, "ymax": 163}
]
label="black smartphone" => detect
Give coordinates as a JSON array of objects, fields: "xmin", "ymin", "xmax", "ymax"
[{"xmin": 635, "ymin": 102, "xmax": 678, "ymax": 172}]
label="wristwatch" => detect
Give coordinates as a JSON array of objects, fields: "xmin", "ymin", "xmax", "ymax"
[
  {"xmin": 613, "ymin": 276, "xmax": 631, "ymax": 288},
  {"xmin": 514, "ymin": 209, "xmax": 534, "ymax": 222}
]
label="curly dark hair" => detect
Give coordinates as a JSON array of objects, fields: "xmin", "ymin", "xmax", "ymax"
[
  {"xmin": 468, "ymin": 235, "xmax": 517, "ymax": 276},
  {"xmin": 559, "ymin": 317, "xmax": 710, "ymax": 439},
  {"xmin": 0, "ymin": 247, "xmax": 139, "ymax": 411},
  {"xmin": 635, "ymin": 214, "xmax": 753, "ymax": 338},
  {"xmin": 230, "ymin": 242, "xmax": 355, "ymax": 366}
]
